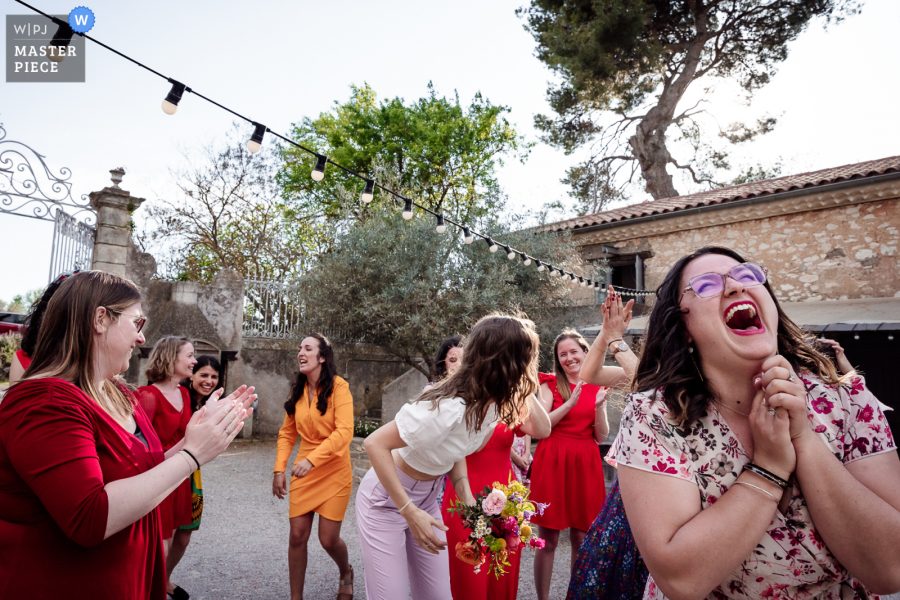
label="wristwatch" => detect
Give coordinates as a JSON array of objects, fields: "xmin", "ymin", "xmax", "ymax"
[{"xmin": 607, "ymin": 338, "xmax": 629, "ymax": 355}]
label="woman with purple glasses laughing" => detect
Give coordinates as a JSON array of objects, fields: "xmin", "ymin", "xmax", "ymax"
[{"xmin": 606, "ymin": 246, "xmax": 899, "ymax": 599}]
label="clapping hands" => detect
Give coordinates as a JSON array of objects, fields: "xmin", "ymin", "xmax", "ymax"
[{"xmin": 601, "ymin": 285, "xmax": 634, "ymax": 341}]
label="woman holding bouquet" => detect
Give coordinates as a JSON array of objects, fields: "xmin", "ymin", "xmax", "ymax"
[
  {"xmin": 357, "ymin": 314, "xmax": 551, "ymax": 600},
  {"xmin": 530, "ymin": 287, "xmax": 637, "ymax": 600}
]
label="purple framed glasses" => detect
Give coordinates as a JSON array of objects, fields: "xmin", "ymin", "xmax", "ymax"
[{"xmin": 680, "ymin": 262, "xmax": 768, "ymax": 302}]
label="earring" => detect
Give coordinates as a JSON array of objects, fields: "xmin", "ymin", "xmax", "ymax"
[{"xmin": 688, "ymin": 343, "xmax": 704, "ymax": 382}]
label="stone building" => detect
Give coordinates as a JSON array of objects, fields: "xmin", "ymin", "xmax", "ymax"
[{"xmin": 540, "ymin": 155, "xmax": 900, "ymax": 433}]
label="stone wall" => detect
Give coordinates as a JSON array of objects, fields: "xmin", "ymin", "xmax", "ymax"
[
  {"xmin": 582, "ymin": 198, "xmax": 899, "ymax": 301},
  {"xmin": 237, "ymin": 338, "xmax": 411, "ymax": 437}
]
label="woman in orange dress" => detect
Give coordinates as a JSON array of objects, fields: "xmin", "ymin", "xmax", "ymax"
[{"xmin": 272, "ymin": 333, "xmax": 354, "ymax": 600}]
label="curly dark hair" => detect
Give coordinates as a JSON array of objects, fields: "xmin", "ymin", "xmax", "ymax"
[
  {"xmin": 634, "ymin": 246, "xmax": 842, "ymax": 426},
  {"xmin": 284, "ymin": 333, "xmax": 337, "ymax": 417},
  {"xmin": 20, "ymin": 272, "xmax": 75, "ymax": 356},
  {"xmin": 432, "ymin": 335, "xmax": 463, "ymax": 381}
]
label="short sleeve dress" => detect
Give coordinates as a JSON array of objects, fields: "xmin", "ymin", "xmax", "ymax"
[
  {"xmin": 273, "ymin": 376, "xmax": 354, "ymax": 521},
  {"xmin": 530, "ymin": 372, "xmax": 608, "ymax": 531},
  {"xmin": 608, "ymin": 372, "xmax": 896, "ymax": 599}
]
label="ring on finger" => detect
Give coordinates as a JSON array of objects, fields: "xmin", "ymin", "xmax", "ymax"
[
  {"xmin": 787, "ymin": 373, "xmax": 794, "ymax": 383},
  {"xmin": 767, "ymin": 408, "xmax": 776, "ymax": 416}
]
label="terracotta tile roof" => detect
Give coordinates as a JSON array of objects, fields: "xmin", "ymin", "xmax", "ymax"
[{"xmin": 541, "ymin": 155, "xmax": 900, "ymax": 233}]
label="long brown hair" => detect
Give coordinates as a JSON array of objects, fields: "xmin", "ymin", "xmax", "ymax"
[
  {"xmin": 418, "ymin": 314, "xmax": 539, "ymax": 431},
  {"xmin": 24, "ymin": 270, "xmax": 142, "ymax": 421},
  {"xmin": 551, "ymin": 328, "xmax": 590, "ymax": 401},
  {"xmin": 284, "ymin": 333, "xmax": 337, "ymax": 417},
  {"xmin": 635, "ymin": 246, "xmax": 843, "ymax": 426},
  {"xmin": 145, "ymin": 336, "xmax": 191, "ymax": 384}
]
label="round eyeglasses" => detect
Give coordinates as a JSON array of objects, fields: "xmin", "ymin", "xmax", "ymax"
[{"xmin": 680, "ymin": 262, "xmax": 768, "ymax": 302}]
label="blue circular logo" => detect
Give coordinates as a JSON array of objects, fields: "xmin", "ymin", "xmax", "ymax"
[{"xmin": 68, "ymin": 6, "xmax": 95, "ymax": 33}]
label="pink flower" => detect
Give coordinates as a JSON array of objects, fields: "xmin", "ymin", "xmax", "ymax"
[
  {"xmin": 814, "ymin": 424, "xmax": 827, "ymax": 433},
  {"xmin": 858, "ymin": 405, "xmax": 874, "ymax": 423},
  {"xmin": 529, "ymin": 537, "xmax": 545, "ymax": 549},
  {"xmin": 652, "ymin": 461, "xmax": 677, "ymax": 474},
  {"xmin": 481, "ymin": 489, "xmax": 507, "ymax": 516},
  {"xmin": 811, "ymin": 396, "xmax": 834, "ymax": 414}
]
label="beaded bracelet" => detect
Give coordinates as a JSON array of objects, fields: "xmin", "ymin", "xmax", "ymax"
[{"xmin": 743, "ymin": 463, "xmax": 789, "ymax": 489}]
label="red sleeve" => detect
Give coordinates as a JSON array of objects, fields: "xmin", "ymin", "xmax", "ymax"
[
  {"xmin": 15, "ymin": 348, "xmax": 31, "ymax": 369},
  {"xmin": 134, "ymin": 386, "xmax": 158, "ymax": 421},
  {"xmin": 6, "ymin": 390, "xmax": 110, "ymax": 547},
  {"xmin": 538, "ymin": 372, "xmax": 556, "ymax": 386}
]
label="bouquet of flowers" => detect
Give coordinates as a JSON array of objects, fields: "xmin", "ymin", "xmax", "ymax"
[{"xmin": 448, "ymin": 478, "xmax": 547, "ymax": 578}]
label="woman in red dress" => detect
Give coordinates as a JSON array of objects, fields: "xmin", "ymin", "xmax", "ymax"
[
  {"xmin": 440, "ymin": 342, "xmax": 550, "ymax": 600},
  {"xmin": 0, "ymin": 271, "xmax": 253, "ymax": 599},
  {"xmin": 136, "ymin": 336, "xmax": 199, "ymax": 600},
  {"xmin": 8, "ymin": 271, "xmax": 71, "ymax": 385},
  {"xmin": 530, "ymin": 288, "xmax": 637, "ymax": 600}
]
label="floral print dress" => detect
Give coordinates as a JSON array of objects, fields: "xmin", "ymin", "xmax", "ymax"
[{"xmin": 608, "ymin": 373, "xmax": 895, "ymax": 599}]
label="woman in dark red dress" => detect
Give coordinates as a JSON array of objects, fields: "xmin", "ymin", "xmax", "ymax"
[
  {"xmin": 530, "ymin": 287, "xmax": 637, "ymax": 600},
  {"xmin": 0, "ymin": 271, "xmax": 253, "ymax": 599},
  {"xmin": 136, "ymin": 336, "xmax": 198, "ymax": 600}
]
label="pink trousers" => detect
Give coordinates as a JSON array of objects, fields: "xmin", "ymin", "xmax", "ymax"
[{"xmin": 355, "ymin": 467, "xmax": 451, "ymax": 600}]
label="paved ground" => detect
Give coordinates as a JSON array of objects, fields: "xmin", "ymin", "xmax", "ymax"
[{"xmin": 173, "ymin": 439, "xmax": 572, "ymax": 599}]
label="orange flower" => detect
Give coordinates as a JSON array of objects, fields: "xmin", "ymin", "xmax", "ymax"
[{"xmin": 456, "ymin": 541, "xmax": 485, "ymax": 567}]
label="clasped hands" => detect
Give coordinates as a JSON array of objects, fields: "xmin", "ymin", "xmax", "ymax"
[
  {"xmin": 599, "ymin": 285, "xmax": 634, "ymax": 345},
  {"xmin": 748, "ymin": 355, "xmax": 808, "ymax": 479}
]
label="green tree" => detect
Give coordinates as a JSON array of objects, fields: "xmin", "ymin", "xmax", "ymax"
[
  {"xmin": 298, "ymin": 212, "xmax": 581, "ymax": 377},
  {"xmin": 142, "ymin": 126, "xmax": 329, "ymax": 282},
  {"xmin": 279, "ymin": 83, "xmax": 526, "ymax": 224},
  {"xmin": 519, "ymin": 0, "xmax": 859, "ymax": 210}
]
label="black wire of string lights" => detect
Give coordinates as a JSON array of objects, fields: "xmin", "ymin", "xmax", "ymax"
[{"xmin": 16, "ymin": 0, "xmax": 659, "ymax": 298}]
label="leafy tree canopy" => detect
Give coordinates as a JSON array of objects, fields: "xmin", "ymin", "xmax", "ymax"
[
  {"xmin": 519, "ymin": 0, "xmax": 860, "ymax": 210},
  {"xmin": 279, "ymin": 83, "xmax": 526, "ymax": 224},
  {"xmin": 298, "ymin": 211, "xmax": 580, "ymax": 377},
  {"xmin": 142, "ymin": 126, "xmax": 329, "ymax": 282}
]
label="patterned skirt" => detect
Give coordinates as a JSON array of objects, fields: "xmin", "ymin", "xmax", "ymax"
[{"xmin": 567, "ymin": 479, "xmax": 648, "ymax": 600}]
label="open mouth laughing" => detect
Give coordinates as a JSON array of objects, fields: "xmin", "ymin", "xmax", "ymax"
[{"xmin": 723, "ymin": 301, "xmax": 765, "ymax": 335}]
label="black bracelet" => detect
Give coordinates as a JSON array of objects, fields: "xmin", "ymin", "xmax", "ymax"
[
  {"xmin": 181, "ymin": 448, "xmax": 201, "ymax": 471},
  {"xmin": 743, "ymin": 463, "xmax": 788, "ymax": 489}
]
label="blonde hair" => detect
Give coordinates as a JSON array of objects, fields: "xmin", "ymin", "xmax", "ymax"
[
  {"xmin": 145, "ymin": 336, "xmax": 191, "ymax": 384},
  {"xmin": 418, "ymin": 314, "xmax": 539, "ymax": 431},
  {"xmin": 24, "ymin": 271, "xmax": 142, "ymax": 421},
  {"xmin": 552, "ymin": 329, "xmax": 590, "ymax": 401}
]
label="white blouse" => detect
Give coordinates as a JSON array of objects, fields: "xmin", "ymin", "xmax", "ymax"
[{"xmin": 395, "ymin": 396, "xmax": 497, "ymax": 476}]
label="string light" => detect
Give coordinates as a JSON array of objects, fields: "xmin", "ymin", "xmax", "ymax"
[
  {"xmin": 46, "ymin": 19, "xmax": 73, "ymax": 63},
  {"xmin": 8, "ymin": 0, "xmax": 662, "ymax": 298},
  {"xmin": 246, "ymin": 123, "xmax": 266, "ymax": 154},
  {"xmin": 311, "ymin": 154, "xmax": 327, "ymax": 181},
  {"xmin": 360, "ymin": 179, "xmax": 375, "ymax": 204},
  {"xmin": 161, "ymin": 80, "xmax": 186, "ymax": 115},
  {"xmin": 435, "ymin": 214, "xmax": 447, "ymax": 233}
]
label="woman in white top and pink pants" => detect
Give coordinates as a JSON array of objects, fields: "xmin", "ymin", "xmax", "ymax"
[{"xmin": 356, "ymin": 315, "xmax": 552, "ymax": 600}]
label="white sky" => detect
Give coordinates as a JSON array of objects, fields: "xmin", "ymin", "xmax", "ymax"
[{"xmin": 1, "ymin": 0, "xmax": 899, "ymax": 301}]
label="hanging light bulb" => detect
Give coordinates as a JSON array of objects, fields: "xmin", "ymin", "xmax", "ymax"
[
  {"xmin": 360, "ymin": 179, "xmax": 375, "ymax": 203},
  {"xmin": 521, "ymin": 253, "xmax": 532, "ymax": 266},
  {"xmin": 549, "ymin": 268, "xmax": 559, "ymax": 277},
  {"xmin": 311, "ymin": 154, "xmax": 327, "ymax": 181},
  {"xmin": 46, "ymin": 20, "xmax": 74, "ymax": 63},
  {"xmin": 485, "ymin": 237, "xmax": 499, "ymax": 253},
  {"xmin": 402, "ymin": 198, "xmax": 414, "ymax": 220},
  {"xmin": 246, "ymin": 123, "xmax": 266, "ymax": 154},
  {"xmin": 161, "ymin": 80, "xmax": 186, "ymax": 115},
  {"xmin": 505, "ymin": 246, "xmax": 516, "ymax": 260},
  {"xmin": 536, "ymin": 260, "xmax": 545, "ymax": 272},
  {"xmin": 462, "ymin": 227, "xmax": 474, "ymax": 244},
  {"xmin": 435, "ymin": 214, "xmax": 447, "ymax": 233}
]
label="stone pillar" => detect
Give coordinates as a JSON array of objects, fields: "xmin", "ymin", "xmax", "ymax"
[{"xmin": 89, "ymin": 167, "xmax": 145, "ymax": 277}]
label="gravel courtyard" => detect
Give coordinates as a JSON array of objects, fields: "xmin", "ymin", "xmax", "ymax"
[{"xmin": 173, "ymin": 439, "xmax": 572, "ymax": 599}]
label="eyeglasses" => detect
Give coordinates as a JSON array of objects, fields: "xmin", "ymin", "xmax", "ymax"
[
  {"xmin": 105, "ymin": 307, "xmax": 147, "ymax": 333},
  {"xmin": 680, "ymin": 262, "xmax": 768, "ymax": 302}
]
